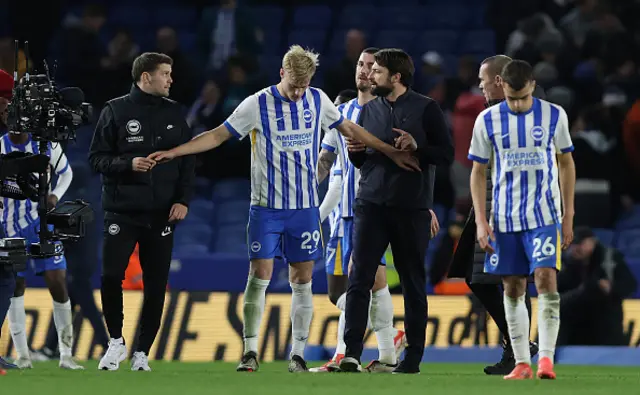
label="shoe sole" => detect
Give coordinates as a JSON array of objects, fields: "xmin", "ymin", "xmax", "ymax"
[
  {"xmin": 98, "ymin": 350, "xmax": 126, "ymax": 371},
  {"xmin": 339, "ymin": 361, "xmax": 361, "ymax": 372},
  {"xmin": 537, "ymin": 371, "xmax": 556, "ymax": 380}
]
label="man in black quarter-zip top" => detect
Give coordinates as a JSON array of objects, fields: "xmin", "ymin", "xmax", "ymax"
[
  {"xmin": 88, "ymin": 52, "xmax": 195, "ymax": 372},
  {"xmin": 339, "ymin": 49, "xmax": 454, "ymax": 374}
]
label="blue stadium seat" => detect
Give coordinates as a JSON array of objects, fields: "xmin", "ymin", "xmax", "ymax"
[
  {"xmin": 193, "ymin": 177, "xmax": 213, "ymax": 198},
  {"xmin": 625, "ymin": 259, "xmax": 640, "ymax": 297},
  {"xmin": 176, "ymin": 224, "xmax": 213, "ymax": 246},
  {"xmin": 288, "ymin": 29, "xmax": 328, "ymax": 54},
  {"xmin": 261, "ymin": 55, "xmax": 283, "ymax": 82},
  {"xmin": 130, "ymin": 29, "xmax": 156, "ymax": 51},
  {"xmin": 615, "ymin": 205, "xmax": 640, "ymax": 230},
  {"xmin": 110, "ymin": 6, "xmax": 152, "ymax": 27},
  {"xmin": 592, "ymin": 228, "xmax": 614, "ymax": 247},
  {"xmin": 413, "ymin": 31, "xmax": 459, "ymax": 55},
  {"xmin": 337, "ymin": 5, "xmax": 377, "ymax": 30},
  {"xmin": 187, "ymin": 199, "xmax": 215, "ymax": 223},
  {"xmin": 213, "ymin": 224, "xmax": 247, "ymax": 254},
  {"xmin": 211, "ymin": 178, "xmax": 251, "ymax": 202},
  {"xmin": 468, "ymin": 5, "xmax": 489, "ymax": 29},
  {"xmin": 178, "ymin": 30, "xmax": 197, "ymax": 52},
  {"xmin": 422, "ymin": 6, "xmax": 470, "ymax": 30},
  {"xmin": 292, "ymin": 6, "xmax": 333, "ymax": 29},
  {"xmin": 215, "ymin": 200, "xmax": 250, "ymax": 225},
  {"xmin": 154, "ymin": 7, "xmax": 197, "ymax": 28},
  {"xmin": 373, "ymin": 0, "xmax": 420, "ymax": 4},
  {"xmin": 459, "ymin": 30, "xmax": 496, "ymax": 54},
  {"xmin": 377, "ymin": 6, "xmax": 426, "ymax": 30},
  {"xmin": 174, "ymin": 243, "xmax": 210, "ymax": 254},
  {"xmin": 250, "ymin": 6, "xmax": 286, "ymax": 31},
  {"xmin": 372, "ymin": 30, "xmax": 418, "ymax": 51},
  {"xmin": 615, "ymin": 229, "xmax": 640, "ymax": 260},
  {"xmin": 261, "ymin": 28, "xmax": 283, "ymax": 55}
]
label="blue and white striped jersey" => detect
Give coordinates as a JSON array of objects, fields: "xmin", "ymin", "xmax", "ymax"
[
  {"xmin": 327, "ymin": 165, "xmax": 343, "ymax": 239},
  {"xmin": 320, "ymin": 98, "xmax": 362, "ymax": 218},
  {"xmin": 468, "ymin": 98, "xmax": 574, "ymax": 233},
  {"xmin": 1, "ymin": 134, "xmax": 73, "ymax": 237},
  {"xmin": 224, "ymin": 86, "xmax": 344, "ymax": 209}
]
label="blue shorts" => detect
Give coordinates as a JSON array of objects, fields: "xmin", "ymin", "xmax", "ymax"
[
  {"xmin": 342, "ymin": 217, "xmax": 386, "ymax": 268},
  {"xmin": 15, "ymin": 221, "xmax": 67, "ymax": 277},
  {"xmin": 248, "ymin": 206, "xmax": 323, "ymax": 263},
  {"xmin": 484, "ymin": 224, "xmax": 562, "ymax": 276},
  {"xmin": 325, "ymin": 235, "xmax": 347, "ymax": 275}
]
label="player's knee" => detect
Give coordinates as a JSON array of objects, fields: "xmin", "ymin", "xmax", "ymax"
[
  {"xmin": 502, "ymin": 276, "xmax": 526, "ymax": 298},
  {"xmin": 13, "ymin": 278, "xmax": 25, "ymax": 297},
  {"xmin": 289, "ymin": 261, "xmax": 313, "ymax": 284},
  {"xmin": 249, "ymin": 259, "xmax": 273, "ymax": 280},
  {"xmin": 534, "ymin": 268, "xmax": 557, "ymax": 293}
]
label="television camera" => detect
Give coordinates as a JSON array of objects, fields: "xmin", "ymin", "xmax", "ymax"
[{"xmin": 1, "ymin": 40, "xmax": 94, "ymax": 272}]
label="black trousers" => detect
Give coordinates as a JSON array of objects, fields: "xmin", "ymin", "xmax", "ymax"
[
  {"xmin": 100, "ymin": 212, "xmax": 174, "ymax": 354},
  {"xmin": 344, "ymin": 200, "xmax": 431, "ymax": 365}
]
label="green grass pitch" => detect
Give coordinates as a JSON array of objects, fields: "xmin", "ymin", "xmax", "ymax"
[{"xmin": 2, "ymin": 362, "xmax": 639, "ymax": 395}]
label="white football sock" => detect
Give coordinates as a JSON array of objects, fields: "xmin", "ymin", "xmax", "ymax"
[
  {"xmin": 335, "ymin": 310, "xmax": 346, "ymax": 357},
  {"xmin": 53, "ymin": 300, "xmax": 73, "ymax": 358},
  {"xmin": 290, "ymin": 282, "xmax": 313, "ymax": 358},
  {"xmin": 537, "ymin": 292, "xmax": 560, "ymax": 361},
  {"xmin": 371, "ymin": 286, "xmax": 396, "ymax": 364},
  {"xmin": 8, "ymin": 296, "xmax": 30, "ymax": 359},
  {"xmin": 504, "ymin": 294, "xmax": 531, "ymax": 365},
  {"xmin": 242, "ymin": 275, "xmax": 270, "ymax": 354}
]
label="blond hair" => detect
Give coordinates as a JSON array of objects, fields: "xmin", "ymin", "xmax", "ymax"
[{"xmin": 282, "ymin": 45, "xmax": 319, "ymax": 84}]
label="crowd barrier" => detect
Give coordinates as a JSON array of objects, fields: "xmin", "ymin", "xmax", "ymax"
[{"xmin": 2, "ymin": 292, "xmax": 640, "ymax": 365}]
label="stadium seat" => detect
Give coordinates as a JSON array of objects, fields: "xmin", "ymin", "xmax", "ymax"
[
  {"xmin": 336, "ymin": 5, "xmax": 378, "ymax": 30},
  {"xmin": 292, "ymin": 6, "xmax": 333, "ymax": 29},
  {"xmin": 615, "ymin": 229, "xmax": 640, "ymax": 260},
  {"xmin": 109, "ymin": 6, "xmax": 152, "ymax": 27},
  {"xmin": 422, "ymin": 6, "xmax": 470, "ymax": 30},
  {"xmin": 187, "ymin": 199, "xmax": 215, "ymax": 223},
  {"xmin": 177, "ymin": 30, "xmax": 197, "ymax": 52},
  {"xmin": 287, "ymin": 29, "xmax": 328, "ymax": 54},
  {"xmin": 413, "ymin": 30, "xmax": 460, "ymax": 55},
  {"xmin": 592, "ymin": 228, "xmax": 614, "ymax": 247},
  {"xmin": 176, "ymin": 224, "xmax": 213, "ymax": 246},
  {"xmin": 215, "ymin": 200, "xmax": 250, "ymax": 225},
  {"xmin": 211, "ymin": 178, "xmax": 250, "ymax": 202},
  {"xmin": 459, "ymin": 30, "xmax": 496, "ymax": 55},
  {"xmin": 174, "ymin": 243, "xmax": 209, "ymax": 254},
  {"xmin": 615, "ymin": 205, "xmax": 640, "ymax": 230},
  {"xmin": 373, "ymin": 30, "xmax": 418, "ymax": 52},
  {"xmin": 192, "ymin": 177, "xmax": 213, "ymax": 198},
  {"xmin": 261, "ymin": 28, "xmax": 283, "ymax": 55},
  {"xmin": 250, "ymin": 6, "xmax": 286, "ymax": 31},
  {"xmin": 213, "ymin": 224, "xmax": 248, "ymax": 254},
  {"xmin": 154, "ymin": 7, "xmax": 197, "ymax": 28},
  {"xmin": 377, "ymin": 6, "xmax": 426, "ymax": 30}
]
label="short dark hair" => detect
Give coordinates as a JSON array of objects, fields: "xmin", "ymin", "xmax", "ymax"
[
  {"xmin": 373, "ymin": 48, "xmax": 414, "ymax": 87},
  {"xmin": 131, "ymin": 52, "xmax": 173, "ymax": 82},
  {"xmin": 336, "ymin": 89, "xmax": 357, "ymax": 104},
  {"xmin": 362, "ymin": 47, "xmax": 380, "ymax": 55},
  {"xmin": 501, "ymin": 60, "xmax": 534, "ymax": 91},
  {"xmin": 481, "ymin": 55, "xmax": 512, "ymax": 78}
]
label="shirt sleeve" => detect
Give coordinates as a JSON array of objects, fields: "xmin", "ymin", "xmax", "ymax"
[
  {"xmin": 468, "ymin": 112, "xmax": 492, "ymax": 164},
  {"xmin": 321, "ymin": 128, "xmax": 341, "ymax": 154},
  {"xmin": 554, "ymin": 106, "xmax": 574, "ymax": 154},
  {"xmin": 223, "ymin": 95, "xmax": 258, "ymax": 140},
  {"xmin": 317, "ymin": 89, "xmax": 344, "ymax": 130},
  {"xmin": 49, "ymin": 143, "xmax": 73, "ymax": 200}
]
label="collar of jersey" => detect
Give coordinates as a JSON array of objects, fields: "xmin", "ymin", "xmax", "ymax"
[
  {"xmin": 130, "ymin": 84, "xmax": 164, "ymax": 106},
  {"xmin": 270, "ymin": 85, "xmax": 306, "ymax": 104},
  {"xmin": 500, "ymin": 98, "xmax": 538, "ymax": 116}
]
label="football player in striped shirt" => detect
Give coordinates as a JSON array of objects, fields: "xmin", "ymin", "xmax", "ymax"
[
  {"xmin": 1, "ymin": 131, "xmax": 83, "ymax": 370},
  {"xmin": 149, "ymin": 45, "xmax": 419, "ymax": 373},
  {"xmin": 311, "ymin": 49, "xmax": 408, "ymax": 373},
  {"xmin": 468, "ymin": 60, "xmax": 575, "ymax": 380}
]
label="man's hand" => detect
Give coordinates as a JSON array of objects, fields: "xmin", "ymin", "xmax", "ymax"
[
  {"xmin": 393, "ymin": 128, "xmax": 417, "ymax": 151},
  {"xmin": 47, "ymin": 194, "xmax": 58, "ymax": 210},
  {"xmin": 345, "ymin": 136, "xmax": 365, "ymax": 152},
  {"xmin": 561, "ymin": 215, "xmax": 574, "ymax": 250},
  {"xmin": 390, "ymin": 150, "xmax": 421, "ymax": 172},
  {"xmin": 476, "ymin": 217, "xmax": 495, "ymax": 254},
  {"xmin": 429, "ymin": 209, "xmax": 439, "ymax": 238},
  {"xmin": 598, "ymin": 278, "xmax": 611, "ymax": 294},
  {"xmin": 147, "ymin": 151, "xmax": 176, "ymax": 164},
  {"xmin": 132, "ymin": 157, "xmax": 157, "ymax": 172},
  {"xmin": 169, "ymin": 203, "xmax": 188, "ymax": 223}
]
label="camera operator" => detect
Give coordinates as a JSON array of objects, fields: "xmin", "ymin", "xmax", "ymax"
[
  {"xmin": 0, "ymin": 96, "xmax": 83, "ymax": 371},
  {"xmin": 0, "ymin": 68, "xmax": 18, "ymax": 372},
  {"xmin": 89, "ymin": 52, "xmax": 194, "ymax": 371}
]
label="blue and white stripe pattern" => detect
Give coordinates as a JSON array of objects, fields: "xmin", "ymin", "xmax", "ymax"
[
  {"xmin": 327, "ymin": 167, "xmax": 343, "ymax": 239},
  {"xmin": 467, "ymin": 98, "xmax": 574, "ymax": 233},
  {"xmin": 320, "ymin": 98, "xmax": 362, "ymax": 218},
  {"xmin": 1, "ymin": 134, "xmax": 72, "ymax": 236},
  {"xmin": 224, "ymin": 85, "xmax": 344, "ymax": 209}
]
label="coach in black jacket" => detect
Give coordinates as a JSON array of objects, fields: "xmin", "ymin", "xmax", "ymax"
[
  {"xmin": 88, "ymin": 52, "xmax": 195, "ymax": 370},
  {"xmin": 340, "ymin": 49, "xmax": 453, "ymax": 374}
]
